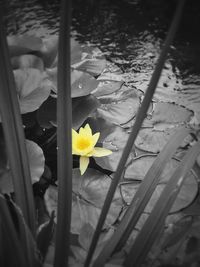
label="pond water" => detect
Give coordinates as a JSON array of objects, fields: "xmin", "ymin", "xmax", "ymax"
[
  {"xmin": 4, "ymin": 0, "xmax": 200, "ymax": 125},
  {"xmin": 3, "ymin": 1, "xmax": 200, "ymax": 264}
]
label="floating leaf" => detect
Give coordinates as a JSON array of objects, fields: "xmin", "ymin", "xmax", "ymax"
[
  {"xmin": 37, "ymin": 95, "xmax": 100, "ymax": 129},
  {"xmin": 150, "ymin": 102, "xmax": 193, "ymax": 125},
  {"xmin": 70, "ymin": 38, "xmax": 83, "ymax": 65},
  {"xmin": 44, "ymin": 169, "xmax": 122, "ymax": 234},
  {"xmin": 92, "ymin": 81, "xmax": 123, "ymax": 97},
  {"xmin": 40, "ymin": 36, "xmax": 82, "ymax": 67},
  {"xmin": 0, "ymin": 140, "xmax": 45, "ymax": 193},
  {"xmin": 97, "ymin": 86, "xmax": 140, "ymax": 125},
  {"xmin": 14, "ymin": 68, "xmax": 52, "ymax": 113},
  {"xmin": 72, "ymin": 95, "xmax": 100, "ymax": 130},
  {"xmin": 135, "ymin": 127, "xmax": 188, "ymax": 153},
  {"xmin": 39, "ymin": 36, "xmax": 58, "ymax": 68},
  {"xmin": 46, "ymin": 68, "xmax": 99, "ymax": 98},
  {"xmin": 78, "ymin": 223, "xmax": 95, "ymax": 251},
  {"xmin": 97, "ymin": 73, "xmax": 124, "ymax": 82},
  {"xmin": 72, "ymin": 59, "xmax": 107, "ymax": 76},
  {"xmin": 26, "ymin": 140, "xmax": 45, "ymax": 183},
  {"xmin": 123, "ymin": 156, "xmax": 198, "ymax": 212},
  {"xmin": 7, "ymin": 35, "xmax": 43, "ymax": 57},
  {"xmin": 11, "ymin": 55, "xmax": 44, "ymax": 71},
  {"xmin": 86, "ymin": 117, "xmax": 131, "ymax": 171}
]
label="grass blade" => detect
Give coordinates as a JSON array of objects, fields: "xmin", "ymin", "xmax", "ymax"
[
  {"xmin": 93, "ymin": 128, "xmax": 190, "ymax": 266},
  {"xmin": 85, "ymin": 1, "xmax": 186, "ymax": 266},
  {"xmin": 0, "ymin": 11, "xmax": 35, "ymax": 235},
  {"xmin": 54, "ymin": 0, "xmax": 72, "ymax": 266},
  {"xmin": 124, "ymin": 140, "xmax": 200, "ymax": 267}
]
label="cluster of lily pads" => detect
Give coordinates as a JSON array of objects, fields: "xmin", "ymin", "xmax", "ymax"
[{"xmin": 1, "ymin": 34, "xmax": 200, "ymax": 266}]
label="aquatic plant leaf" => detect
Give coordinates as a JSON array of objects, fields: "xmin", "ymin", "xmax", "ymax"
[
  {"xmin": 92, "ymin": 81, "xmax": 123, "ymax": 97},
  {"xmin": 37, "ymin": 95, "xmax": 99, "ymax": 129},
  {"xmin": 44, "ymin": 169, "xmax": 122, "ymax": 234},
  {"xmin": 38, "ymin": 36, "xmax": 58, "ymax": 68},
  {"xmin": 150, "ymin": 102, "xmax": 193, "ymax": 125},
  {"xmin": 78, "ymin": 223, "xmax": 95, "ymax": 251},
  {"xmin": 97, "ymin": 86, "xmax": 140, "ymax": 125},
  {"xmin": 70, "ymin": 37, "xmax": 83, "ymax": 65},
  {"xmin": 37, "ymin": 97, "xmax": 56, "ymax": 128},
  {"xmin": 154, "ymin": 64, "xmax": 200, "ymax": 124},
  {"xmin": 40, "ymin": 36, "xmax": 82, "ymax": 68},
  {"xmin": 72, "ymin": 95, "xmax": 100, "ymax": 130},
  {"xmin": 121, "ymin": 175, "xmax": 197, "ymax": 214},
  {"xmin": 153, "ymin": 217, "xmax": 200, "ymax": 266},
  {"xmin": 36, "ymin": 212, "xmax": 55, "ymax": 261},
  {"xmin": 46, "ymin": 68, "xmax": 99, "ymax": 97},
  {"xmin": 125, "ymin": 154, "xmax": 189, "ymax": 181},
  {"xmin": 14, "ymin": 68, "xmax": 51, "ymax": 113},
  {"xmin": 86, "ymin": 117, "xmax": 130, "ymax": 171},
  {"xmin": 97, "ymin": 73, "xmax": 124, "ymax": 82},
  {"xmin": 0, "ymin": 140, "xmax": 45, "ymax": 193},
  {"xmin": 7, "ymin": 35, "xmax": 43, "ymax": 57},
  {"xmin": 72, "ymin": 59, "xmax": 106, "ymax": 76},
  {"xmin": 134, "ymin": 126, "xmax": 189, "ymax": 153},
  {"xmin": 11, "ymin": 54, "xmax": 44, "ymax": 71}
]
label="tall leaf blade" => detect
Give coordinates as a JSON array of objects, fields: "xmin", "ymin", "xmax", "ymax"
[
  {"xmin": 124, "ymin": 141, "xmax": 200, "ymax": 267},
  {"xmin": 85, "ymin": 1, "xmax": 186, "ymax": 266},
  {"xmin": 93, "ymin": 128, "xmax": 190, "ymax": 266},
  {"xmin": 0, "ymin": 11, "xmax": 35, "ymax": 235},
  {"xmin": 54, "ymin": 0, "xmax": 72, "ymax": 266},
  {"xmin": 0, "ymin": 195, "xmax": 27, "ymax": 267}
]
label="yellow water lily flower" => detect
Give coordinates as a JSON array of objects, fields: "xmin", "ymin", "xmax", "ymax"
[{"xmin": 72, "ymin": 124, "xmax": 112, "ymax": 175}]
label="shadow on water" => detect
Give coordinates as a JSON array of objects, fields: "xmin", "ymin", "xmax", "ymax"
[{"xmin": 3, "ymin": 0, "xmax": 200, "ymax": 121}]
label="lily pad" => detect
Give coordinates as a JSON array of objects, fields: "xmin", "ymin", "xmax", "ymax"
[
  {"xmin": 86, "ymin": 117, "xmax": 131, "ymax": 171},
  {"xmin": 37, "ymin": 95, "xmax": 100, "ymax": 129},
  {"xmin": 122, "ymin": 155, "xmax": 198, "ymax": 213},
  {"xmin": 11, "ymin": 55, "xmax": 44, "ymax": 71},
  {"xmin": 44, "ymin": 169, "xmax": 122, "ymax": 234},
  {"xmin": 135, "ymin": 127, "xmax": 188, "ymax": 153},
  {"xmin": 92, "ymin": 81, "xmax": 123, "ymax": 98},
  {"xmin": 72, "ymin": 59, "xmax": 107, "ymax": 76},
  {"xmin": 40, "ymin": 36, "xmax": 82, "ymax": 67},
  {"xmin": 0, "ymin": 140, "xmax": 45, "ymax": 193},
  {"xmin": 46, "ymin": 68, "xmax": 99, "ymax": 98},
  {"xmin": 150, "ymin": 102, "xmax": 193, "ymax": 125},
  {"xmin": 125, "ymin": 155, "xmax": 193, "ymax": 182},
  {"xmin": 38, "ymin": 35, "xmax": 58, "ymax": 68},
  {"xmin": 7, "ymin": 35, "xmax": 43, "ymax": 57},
  {"xmin": 14, "ymin": 68, "xmax": 52, "ymax": 113},
  {"xmin": 97, "ymin": 86, "xmax": 140, "ymax": 125}
]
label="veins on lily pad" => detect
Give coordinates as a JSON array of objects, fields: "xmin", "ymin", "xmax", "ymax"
[{"xmin": 72, "ymin": 124, "xmax": 112, "ymax": 175}]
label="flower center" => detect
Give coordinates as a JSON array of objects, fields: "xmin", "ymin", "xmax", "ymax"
[{"xmin": 77, "ymin": 138, "xmax": 91, "ymax": 150}]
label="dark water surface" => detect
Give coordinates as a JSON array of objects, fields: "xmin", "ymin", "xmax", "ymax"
[{"xmin": 3, "ymin": 0, "xmax": 200, "ymax": 123}]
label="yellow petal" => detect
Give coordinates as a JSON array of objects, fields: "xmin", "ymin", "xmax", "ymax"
[
  {"xmin": 72, "ymin": 128, "xmax": 78, "ymax": 139},
  {"xmin": 91, "ymin": 147, "xmax": 112, "ymax": 157},
  {"xmin": 92, "ymin": 132, "xmax": 100, "ymax": 146},
  {"xmin": 79, "ymin": 126, "xmax": 84, "ymax": 135},
  {"xmin": 84, "ymin": 124, "xmax": 92, "ymax": 135},
  {"xmin": 80, "ymin": 156, "xmax": 90, "ymax": 175}
]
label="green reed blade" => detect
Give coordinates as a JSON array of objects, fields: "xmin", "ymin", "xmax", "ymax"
[
  {"xmin": 0, "ymin": 11, "xmax": 35, "ymax": 235},
  {"xmin": 93, "ymin": 128, "xmax": 190, "ymax": 266},
  {"xmin": 54, "ymin": 0, "xmax": 72, "ymax": 266},
  {"xmin": 124, "ymin": 140, "xmax": 200, "ymax": 267},
  {"xmin": 0, "ymin": 195, "xmax": 27, "ymax": 267},
  {"xmin": 85, "ymin": 1, "xmax": 186, "ymax": 266}
]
